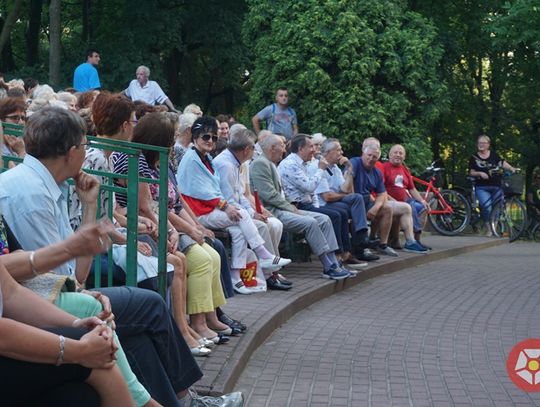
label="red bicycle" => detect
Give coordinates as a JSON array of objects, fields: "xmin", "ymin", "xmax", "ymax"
[{"xmin": 412, "ymin": 163, "xmax": 471, "ymax": 236}]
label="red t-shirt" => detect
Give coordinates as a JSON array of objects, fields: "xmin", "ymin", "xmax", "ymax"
[{"xmin": 382, "ymin": 162, "xmax": 414, "ymax": 202}]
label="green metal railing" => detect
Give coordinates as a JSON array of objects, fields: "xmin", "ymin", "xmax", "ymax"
[{"xmin": 1, "ymin": 122, "xmax": 170, "ymax": 298}]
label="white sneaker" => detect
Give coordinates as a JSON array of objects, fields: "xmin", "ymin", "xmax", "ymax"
[
  {"xmin": 233, "ymin": 281, "xmax": 252, "ymax": 295},
  {"xmin": 259, "ymin": 256, "xmax": 292, "ymax": 270}
]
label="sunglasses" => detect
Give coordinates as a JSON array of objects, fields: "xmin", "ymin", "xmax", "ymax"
[{"xmin": 200, "ymin": 134, "xmax": 218, "ymax": 143}]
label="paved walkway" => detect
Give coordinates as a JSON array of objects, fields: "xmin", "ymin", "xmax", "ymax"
[
  {"xmin": 234, "ymin": 242, "xmax": 540, "ymax": 406},
  {"xmin": 196, "ymin": 235, "xmax": 504, "ymax": 396}
]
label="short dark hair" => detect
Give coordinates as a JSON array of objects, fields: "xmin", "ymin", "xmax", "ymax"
[
  {"xmin": 290, "ymin": 134, "xmax": 311, "ymax": 153},
  {"xmin": 86, "ymin": 49, "xmax": 99, "ymax": 58},
  {"xmin": 216, "ymin": 114, "xmax": 229, "ymax": 123},
  {"xmin": 131, "ymin": 112, "xmax": 175, "ymax": 167},
  {"xmin": 24, "ymin": 107, "xmax": 86, "ymax": 159},
  {"xmin": 191, "ymin": 116, "xmax": 218, "ymax": 141},
  {"xmin": 276, "ymin": 87, "xmax": 288, "ymax": 93},
  {"xmin": 24, "ymin": 78, "xmax": 39, "ymax": 92}
]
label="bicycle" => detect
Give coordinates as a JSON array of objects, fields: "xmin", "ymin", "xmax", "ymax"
[
  {"xmin": 488, "ymin": 170, "xmax": 528, "ymax": 242},
  {"xmin": 412, "ymin": 163, "xmax": 471, "ymax": 236}
]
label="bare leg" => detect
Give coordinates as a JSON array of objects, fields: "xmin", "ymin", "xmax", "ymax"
[
  {"xmin": 391, "ymin": 202, "xmax": 415, "ymax": 241},
  {"xmin": 191, "ymin": 313, "xmax": 217, "ymax": 339},
  {"xmin": 206, "ymin": 309, "xmax": 229, "ymax": 331},
  {"xmin": 168, "ymin": 252, "xmax": 199, "ymax": 349},
  {"xmin": 373, "ymin": 205, "xmax": 393, "ymax": 244},
  {"xmin": 86, "ymin": 365, "xmax": 135, "ymax": 407}
]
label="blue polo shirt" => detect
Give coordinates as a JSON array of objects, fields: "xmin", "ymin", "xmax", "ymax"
[
  {"xmin": 350, "ymin": 156, "xmax": 385, "ymax": 196},
  {"xmin": 73, "ymin": 62, "xmax": 101, "ymax": 92}
]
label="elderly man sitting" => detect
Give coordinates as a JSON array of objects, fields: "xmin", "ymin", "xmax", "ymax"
[
  {"xmin": 382, "ymin": 144, "xmax": 431, "ymax": 250},
  {"xmin": 123, "ymin": 65, "xmax": 177, "ymax": 112},
  {"xmin": 308, "ymin": 138, "xmax": 381, "ymax": 266},
  {"xmin": 278, "ymin": 135, "xmax": 360, "ymax": 268},
  {"xmin": 250, "ymin": 134, "xmax": 350, "ymax": 280},
  {"xmin": 350, "ymin": 143, "xmax": 427, "ymax": 256},
  {"xmin": 213, "ymin": 128, "xmax": 290, "ymax": 290}
]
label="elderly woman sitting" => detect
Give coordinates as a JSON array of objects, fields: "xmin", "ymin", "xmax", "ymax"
[{"xmin": 177, "ymin": 116, "xmax": 291, "ymax": 292}]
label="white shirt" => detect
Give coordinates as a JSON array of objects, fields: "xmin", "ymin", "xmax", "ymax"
[{"xmin": 125, "ymin": 79, "xmax": 168, "ymax": 105}]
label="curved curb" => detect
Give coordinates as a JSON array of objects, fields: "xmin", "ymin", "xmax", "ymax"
[{"xmin": 202, "ymin": 237, "xmax": 506, "ymax": 395}]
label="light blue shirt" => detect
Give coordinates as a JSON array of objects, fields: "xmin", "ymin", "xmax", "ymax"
[
  {"xmin": 73, "ymin": 62, "xmax": 101, "ymax": 92},
  {"xmin": 277, "ymin": 153, "xmax": 324, "ymax": 205},
  {"xmin": 213, "ymin": 149, "xmax": 255, "ymax": 215},
  {"xmin": 308, "ymin": 162, "xmax": 345, "ymax": 207},
  {"xmin": 0, "ymin": 154, "xmax": 75, "ymax": 276}
]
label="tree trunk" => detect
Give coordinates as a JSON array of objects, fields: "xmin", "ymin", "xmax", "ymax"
[
  {"xmin": 26, "ymin": 0, "xmax": 43, "ymax": 66},
  {"xmin": 49, "ymin": 0, "xmax": 61, "ymax": 88},
  {"xmin": 0, "ymin": 0, "xmax": 24, "ymax": 56}
]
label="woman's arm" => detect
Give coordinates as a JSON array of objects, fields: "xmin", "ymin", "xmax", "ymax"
[{"xmin": 4, "ymin": 222, "xmax": 114, "ymax": 282}]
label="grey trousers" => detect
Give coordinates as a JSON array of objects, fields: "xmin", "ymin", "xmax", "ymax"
[{"xmin": 274, "ymin": 209, "xmax": 339, "ymax": 256}]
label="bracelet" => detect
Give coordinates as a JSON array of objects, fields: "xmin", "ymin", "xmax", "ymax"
[
  {"xmin": 56, "ymin": 335, "xmax": 65, "ymax": 366},
  {"xmin": 168, "ymin": 228, "xmax": 174, "ymax": 235},
  {"xmin": 29, "ymin": 251, "xmax": 39, "ymax": 277}
]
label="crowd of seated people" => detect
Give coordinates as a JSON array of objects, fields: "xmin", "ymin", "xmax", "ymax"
[{"xmin": 0, "ymin": 72, "xmax": 439, "ymax": 406}]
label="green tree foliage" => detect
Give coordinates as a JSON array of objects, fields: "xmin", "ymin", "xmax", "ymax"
[{"xmin": 243, "ymin": 0, "xmax": 448, "ymax": 171}]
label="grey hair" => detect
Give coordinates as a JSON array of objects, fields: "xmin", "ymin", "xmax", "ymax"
[
  {"xmin": 24, "ymin": 106, "xmax": 86, "ymax": 159},
  {"xmin": 229, "ymin": 123, "xmax": 247, "ymax": 139},
  {"xmin": 259, "ymin": 133, "xmax": 282, "ymax": 154},
  {"xmin": 362, "ymin": 143, "xmax": 381, "ymax": 155},
  {"xmin": 257, "ymin": 129, "xmax": 272, "ymax": 143},
  {"xmin": 179, "ymin": 112, "xmax": 197, "ymax": 134},
  {"xmin": 229, "ymin": 128, "xmax": 256, "ymax": 152},
  {"xmin": 136, "ymin": 65, "xmax": 150, "ymax": 76},
  {"xmin": 162, "ymin": 111, "xmax": 180, "ymax": 125},
  {"xmin": 362, "ymin": 136, "xmax": 380, "ymax": 151},
  {"xmin": 321, "ymin": 138, "xmax": 340, "ymax": 155},
  {"xmin": 183, "ymin": 103, "xmax": 202, "ymax": 115}
]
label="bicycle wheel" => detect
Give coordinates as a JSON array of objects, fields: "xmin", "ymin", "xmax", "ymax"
[
  {"xmin": 428, "ymin": 189, "xmax": 471, "ymax": 236},
  {"xmin": 490, "ymin": 197, "xmax": 527, "ymax": 242},
  {"xmin": 533, "ymin": 223, "xmax": 540, "ymax": 243}
]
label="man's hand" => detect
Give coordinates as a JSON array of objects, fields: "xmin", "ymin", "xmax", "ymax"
[
  {"xmin": 367, "ymin": 205, "xmax": 380, "ymax": 220},
  {"xmin": 318, "ymin": 158, "xmax": 329, "ymax": 170},
  {"xmin": 65, "ymin": 220, "xmax": 114, "ymax": 258},
  {"xmin": 74, "ymin": 171, "xmax": 100, "ymax": 204},
  {"xmin": 479, "ymin": 172, "xmax": 489, "ymax": 180},
  {"xmin": 338, "ymin": 156, "xmax": 351, "ymax": 167},
  {"xmin": 224, "ymin": 205, "xmax": 242, "ymax": 222}
]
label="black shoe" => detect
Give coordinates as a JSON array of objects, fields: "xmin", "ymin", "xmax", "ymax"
[
  {"xmin": 217, "ymin": 310, "xmax": 247, "ymax": 332},
  {"xmin": 273, "ymin": 272, "xmax": 293, "ymax": 286},
  {"xmin": 266, "ymin": 275, "xmax": 292, "ymax": 290},
  {"xmin": 356, "ymin": 249, "xmax": 380, "ymax": 261}
]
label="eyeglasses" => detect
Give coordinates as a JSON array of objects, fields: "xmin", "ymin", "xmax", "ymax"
[
  {"xmin": 200, "ymin": 134, "xmax": 218, "ymax": 143},
  {"xmin": 5, "ymin": 114, "xmax": 26, "ymax": 123}
]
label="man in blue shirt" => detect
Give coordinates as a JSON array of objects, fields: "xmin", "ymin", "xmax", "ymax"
[
  {"xmin": 350, "ymin": 144, "xmax": 396, "ymax": 256},
  {"xmin": 73, "ymin": 49, "xmax": 101, "ymax": 92},
  {"xmin": 251, "ymin": 87, "xmax": 298, "ymax": 141}
]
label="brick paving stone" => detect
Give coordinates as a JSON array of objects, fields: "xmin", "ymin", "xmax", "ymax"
[{"xmin": 234, "ymin": 242, "xmax": 540, "ymax": 406}]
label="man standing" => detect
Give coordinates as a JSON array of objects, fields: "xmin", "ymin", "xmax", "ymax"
[
  {"xmin": 73, "ymin": 49, "xmax": 101, "ymax": 92},
  {"xmin": 124, "ymin": 65, "xmax": 178, "ymax": 112},
  {"xmin": 252, "ymin": 87, "xmax": 298, "ymax": 141},
  {"xmin": 382, "ymin": 144, "xmax": 431, "ymax": 249},
  {"xmin": 250, "ymin": 134, "xmax": 350, "ymax": 280}
]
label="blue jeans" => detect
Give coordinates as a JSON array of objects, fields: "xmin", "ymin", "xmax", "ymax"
[
  {"xmin": 324, "ymin": 193, "xmax": 368, "ymax": 247},
  {"xmin": 406, "ymin": 198, "xmax": 426, "ymax": 233},
  {"xmin": 298, "ymin": 201, "xmax": 351, "ymax": 252},
  {"xmin": 96, "ymin": 287, "xmax": 203, "ymax": 407},
  {"xmin": 476, "ymin": 185, "xmax": 503, "ymax": 222}
]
